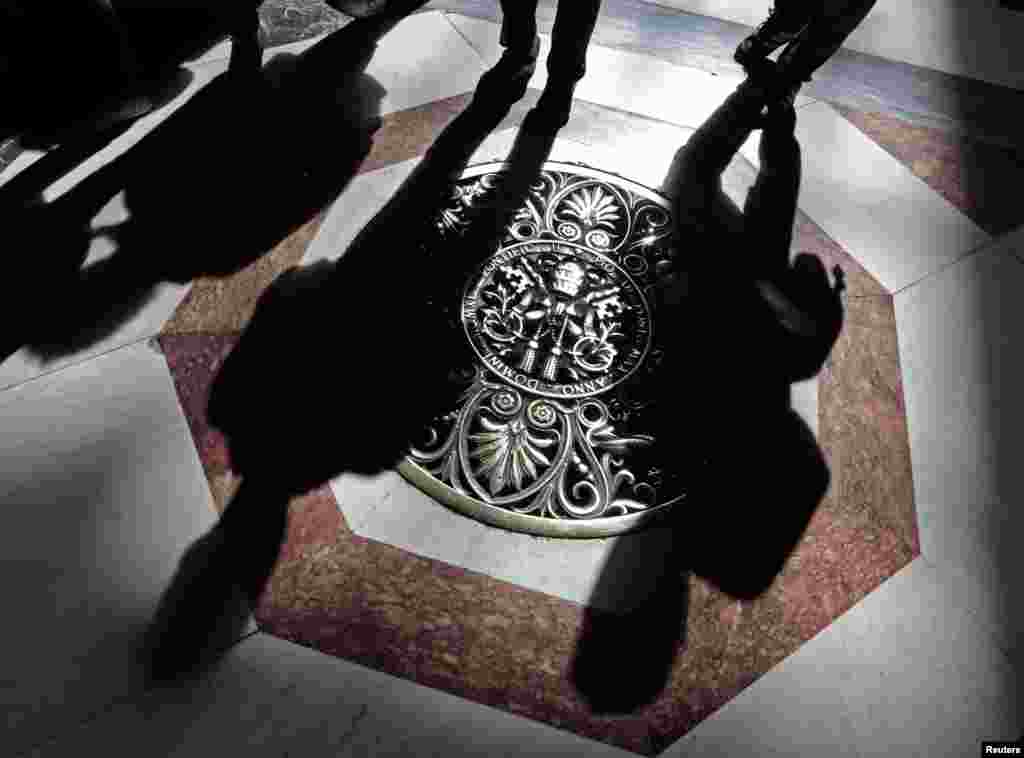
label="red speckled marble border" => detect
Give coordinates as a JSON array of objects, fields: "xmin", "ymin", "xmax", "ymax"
[
  {"xmin": 158, "ymin": 94, "xmax": 917, "ymax": 755},
  {"xmin": 834, "ymin": 104, "xmax": 1024, "ymax": 238}
]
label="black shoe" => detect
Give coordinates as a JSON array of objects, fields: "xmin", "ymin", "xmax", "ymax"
[
  {"xmin": 475, "ymin": 36, "xmax": 541, "ymax": 106},
  {"xmin": 734, "ymin": 3, "xmax": 810, "ymax": 71}
]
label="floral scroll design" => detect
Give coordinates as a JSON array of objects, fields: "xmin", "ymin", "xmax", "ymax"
[
  {"xmin": 551, "ymin": 181, "xmax": 627, "ymax": 251},
  {"xmin": 437, "ymin": 167, "xmax": 674, "ymax": 261},
  {"xmin": 408, "ymin": 374, "xmax": 657, "ymax": 520},
  {"xmin": 466, "ymin": 244, "xmax": 645, "ymax": 395},
  {"xmin": 437, "ymin": 173, "xmax": 502, "ymax": 236},
  {"xmin": 408, "ymin": 163, "xmax": 687, "ymax": 523}
]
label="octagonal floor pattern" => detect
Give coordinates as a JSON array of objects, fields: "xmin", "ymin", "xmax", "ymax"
[
  {"xmin": 3, "ymin": 8, "xmax": 1022, "ymax": 758},
  {"xmin": 156, "ymin": 95, "xmax": 917, "ymax": 758}
]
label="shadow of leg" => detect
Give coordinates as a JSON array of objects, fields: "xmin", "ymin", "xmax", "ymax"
[
  {"xmin": 522, "ymin": 0, "xmax": 602, "ymax": 134},
  {"xmin": 141, "ymin": 478, "xmax": 289, "ymax": 684},
  {"xmin": 688, "ymin": 407, "xmax": 828, "ymax": 600},
  {"xmin": 571, "ymin": 527, "xmax": 690, "ymax": 714},
  {"xmin": 158, "ymin": 91, "xmax": 549, "ymax": 685}
]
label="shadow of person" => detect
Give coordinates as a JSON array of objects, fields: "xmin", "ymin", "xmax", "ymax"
[
  {"xmin": 141, "ymin": 81, "xmax": 558, "ymax": 684},
  {"xmin": 6, "ymin": 10, "xmax": 419, "ymax": 364},
  {"xmin": 2, "ymin": 2, "xmax": 260, "ymax": 153},
  {"xmin": 570, "ymin": 71, "xmax": 845, "ymax": 716}
]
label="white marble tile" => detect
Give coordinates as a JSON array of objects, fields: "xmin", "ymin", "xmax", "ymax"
[
  {"xmin": 666, "ymin": 558, "xmax": 1022, "ymax": 756},
  {"xmin": 334, "ymin": 470, "xmax": 681, "ymax": 612},
  {"xmin": 445, "ymin": 13, "xmax": 812, "ymax": 131},
  {"xmin": 220, "ymin": 13, "xmax": 483, "ymax": 116},
  {"xmin": 214, "ymin": 12, "xmax": 480, "ymax": 123},
  {"xmin": 301, "ymin": 161, "xmax": 416, "ymax": 266},
  {"xmin": 444, "ymin": 13, "xmax": 540, "ymax": 87},
  {"xmin": 368, "ymin": 11, "xmax": 486, "ymax": 115},
  {"xmin": 302, "ymin": 129, "xmax": 596, "ymax": 266},
  {"xmin": 568, "ymin": 121, "xmax": 693, "ymax": 193},
  {"xmin": 894, "ymin": 244, "xmax": 1024, "ymax": 515},
  {"xmin": 0, "ymin": 245, "xmax": 191, "ymax": 393},
  {"xmin": 0, "ymin": 341, "xmax": 223, "ymax": 757},
  {"xmin": 790, "ymin": 377, "xmax": 818, "ymax": 438},
  {"xmin": 200, "ymin": 12, "xmax": 473, "ymax": 116},
  {"xmin": 664, "ymin": 605, "xmax": 861, "ymax": 758},
  {"xmin": 27, "ymin": 632, "xmax": 633, "ymax": 758},
  {"xmin": 918, "ymin": 507, "xmax": 1024, "ymax": 669},
  {"xmin": 593, "ymin": 130, "xmax": 689, "ymax": 193},
  {"xmin": 894, "ymin": 243, "xmax": 1024, "ymax": 656},
  {"xmin": 335, "ymin": 470, "xmax": 492, "ymax": 566},
  {"xmin": 740, "ymin": 101, "xmax": 991, "ymax": 294},
  {"xmin": 828, "ymin": 559, "xmax": 1021, "ymax": 754}
]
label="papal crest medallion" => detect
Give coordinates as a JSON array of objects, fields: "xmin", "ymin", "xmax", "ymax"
[
  {"xmin": 399, "ymin": 161, "xmax": 691, "ymax": 538},
  {"xmin": 462, "ymin": 241, "xmax": 652, "ymax": 400}
]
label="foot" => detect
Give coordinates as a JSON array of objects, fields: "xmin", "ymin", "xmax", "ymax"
[
  {"xmin": 142, "ymin": 526, "xmax": 254, "ymax": 683},
  {"xmin": 475, "ymin": 36, "xmax": 541, "ymax": 106},
  {"xmin": 521, "ymin": 78, "xmax": 577, "ymax": 134},
  {"xmin": 734, "ymin": 3, "xmax": 810, "ymax": 71}
]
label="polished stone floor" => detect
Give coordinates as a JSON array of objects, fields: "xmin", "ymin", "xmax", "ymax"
[{"xmin": 1, "ymin": 4, "xmax": 1022, "ymax": 757}]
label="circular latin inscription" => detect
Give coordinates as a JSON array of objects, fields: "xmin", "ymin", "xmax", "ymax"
[
  {"xmin": 462, "ymin": 241, "xmax": 652, "ymax": 399},
  {"xmin": 400, "ymin": 161, "xmax": 688, "ymax": 538}
]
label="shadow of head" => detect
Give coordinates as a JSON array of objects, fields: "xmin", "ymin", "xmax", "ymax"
[
  {"xmin": 204, "ymin": 100, "xmax": 557, "ymax": 495},
  {"xmin": 204, "ymin": 256, "xmax": 475, "ymax": 493}
]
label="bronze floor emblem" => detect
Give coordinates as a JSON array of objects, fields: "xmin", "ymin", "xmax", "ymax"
[
  {"xmin": 463, "ymin": 240, "xmax": 652, "ymax": 399},
  {"xmin": 399, "ymin": 162, "xmax": 687, "ymax": 538}
]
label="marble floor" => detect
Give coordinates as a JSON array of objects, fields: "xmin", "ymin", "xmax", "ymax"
[{"xmin": 2, "ymin": 5, "xmax": 1023, "ymax": 757}]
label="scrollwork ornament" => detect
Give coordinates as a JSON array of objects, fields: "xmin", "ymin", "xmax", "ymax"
[{"xmin": 400, "ymin": 162, "xmax": 692, "ymax": 537}]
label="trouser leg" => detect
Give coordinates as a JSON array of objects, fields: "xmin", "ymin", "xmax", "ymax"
[
  {"xmin": 776, "ymin": 0, "xmax": 878, "ymax": 85},
  {"xmin": 742, "ymin": 109, "xmax": 801, "ymax": 278},
  {"xmin": 664, "ymin": 78, "xmax": 771, "ymax": 237},
  {"xmin": 546, "ymin": 0, "xmax": 602, "ymax": 83},
  {"xmin": 498, "ymin": 0, "xmax": 540, "ymax": 53}
]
